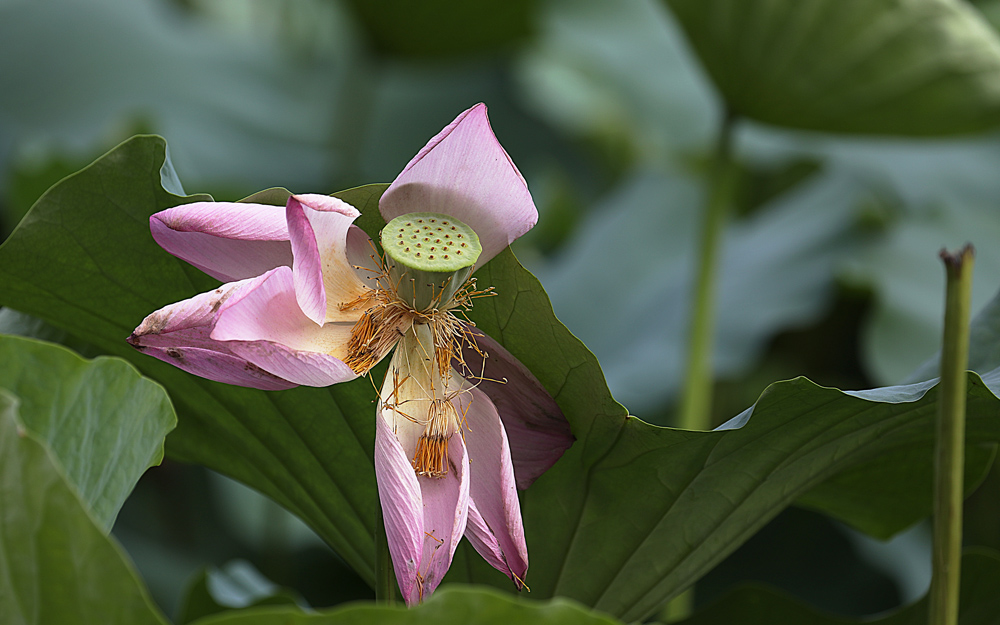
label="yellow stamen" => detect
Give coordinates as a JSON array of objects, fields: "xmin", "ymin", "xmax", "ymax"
[
  {"xmin": 413, "ymin": 434, "xmax": 450, "ymax": 478},
  {"xmin": 358, "ymin": 243, "xmax": 505, "ymax": 480},
  {"xmin": 412, "ymin": 397, "xmax": 460, "ymax": 478},
  {"xmin": 342, "ymin": 292, "xmax": 414, "ymax": 375}
]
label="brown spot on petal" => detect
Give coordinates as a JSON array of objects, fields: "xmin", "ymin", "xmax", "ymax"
[
  {"xmin": 243, "ymin": 361, "xmax": 296, "ymax": 385},
  {"xmin": 244, "ymin": 361, "xmax": 267, "ymax": 375},
  {"xmin": 136, "ymin": 312, "xmax": 170, "ymax": 336},
  {"xmin": 126, "ymin": 334, "xmax": 146, "ymax": 350},
  {"xmin": 209, "ymin": 287, "xmax": 237, "ymax": 314}
]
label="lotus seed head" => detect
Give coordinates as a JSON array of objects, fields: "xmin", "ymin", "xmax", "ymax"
[{"xmin": 381, "ymin": 212, "xmax": 481, "ymax": 273}]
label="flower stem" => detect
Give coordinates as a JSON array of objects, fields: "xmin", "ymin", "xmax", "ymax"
[
  {"xmin": 375, "ymin": 506, "xmax": 395, "ymax": 605},
  {"xmin": 929, "ymin": 245, "xmax": 974, "ymax": 625},
  {"xmin": 678, "ymin": 109, "xmax": 738, "ymax": 431}
]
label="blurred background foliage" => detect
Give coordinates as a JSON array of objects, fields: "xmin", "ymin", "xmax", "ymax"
[{"xmin": 4, "ymin": 0, "xmax": 1000, "ymax": 620}]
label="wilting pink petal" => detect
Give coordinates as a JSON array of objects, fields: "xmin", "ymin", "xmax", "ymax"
[
  {"xmin": 464, "ymin": 500, "xmax": 508, "ymax": 572},
  {"xmin": 458, "ymin": 328, "xmax": 574, "ymax": 489},
  {"xmin": 416, "ymin": 432, "xmax": 469, "ymax": 601},
  {"xmin": 375, "ymin": 415, "xmax": 470, "ymax": 605},
  {"xmin": 374, "ymin": 415, "xmax": 422, "ymax": 603},
  {"xmin": 286, "ymin": 194, "xmax": 371, "ymax": 325},
  {"xmin": 380, "ymin": 103, "xmax": 538, "ymax": 267},
  {"xmin": 127, "ymin": 276, "xmax": 296, "ymax": 390},
  {"xmin": 456, "ymin": 386, "xmax": 527, "ymax": 585},
  {"xmin": 211, "ymin": 266, "xmax": 358, "ymax": 387},
  {"xmin": 346, "ymin": 221, "xmax": 379, "ymax": 279},
  {"xmin": 151, "ymin": 202, "xmax": 291, "ymax": 282}
]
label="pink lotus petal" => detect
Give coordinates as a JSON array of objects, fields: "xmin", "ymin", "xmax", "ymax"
[
  {"xmin": 374, "ymin": 415, "xmax": 423, "ymax": 604},
  {"xmin": 211, "ymin": 266, "xmax": 358, "ymax": 387},
  {"xmin": 127, "ymin": 279, "xmax": 296, "ymax": 390},
  {"xmin": 346, "ymin": 223, "xmax": 381, "ymax": 281},
  {"xmin": 133, "ymin": 280, "xmax": 248, "ymax": 335},
  {"xmin": 222, "ymin": 341, "xmax": 358, "ymax": 388},
  {"xmin": 465, "ymin": 498, "xmax": 524, "ymax": 589},
  {"xmin": 151, "ymin": 202, "xmax": 292, "ymax": 282},
  {"xmin": 456, "ymin": 386, "xmax": 527, "ymax": 585},
  {"xmin": 380, "ymin": 103, "xmax": 538, "ymax": 267},
  {"xmin": 414, "ymin": 432, "xmax": 469, "ymax": 604},
  {"xmin": 375, "ymin": 415, "xmax": 470, "ymax": 605},
  {"xmin": 132, "ymin": 341, "xmax": 296, "ymax": 391},
  {"xmin": 286, "ymin": 194, "xmax": 373, "ymax": 325},
  {"xmin": 457, "ymin": 328, "xmax": 574, "ymax": 488}
]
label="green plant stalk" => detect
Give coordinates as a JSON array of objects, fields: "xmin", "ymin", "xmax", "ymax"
[
  {"xmin": 375, "ymin": 507, "xmax": 395, "ymax": 605},
  {"xmin": 678, "ymin": 110, "xmax": 738, "ymax": 431},
  {"xmin": 929, "ymin": 245, "xmax": 974, "ymax": 625}
]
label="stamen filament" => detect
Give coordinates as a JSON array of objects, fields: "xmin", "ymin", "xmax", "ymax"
[
  {"xmin": 358, "ymin": 221, "xmax": 504, "ymax": 481},
  {"xmin": 412, "ymin": 397, "xmax": 461, "ymax": 478},
  {"xmin": 413, "ymin": 434, "xmax": 450, "ymax": 478}
]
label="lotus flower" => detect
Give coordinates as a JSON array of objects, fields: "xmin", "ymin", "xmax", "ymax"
[{"xmin": 128, "ymin": 104, "xmax": 574, "ymax": 604}]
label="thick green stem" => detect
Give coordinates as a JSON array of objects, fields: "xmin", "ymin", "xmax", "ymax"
[
  {"xmin": 678, "ymin": 110, "xmax": 738, "ymax": 431},
  {"xmin": 929, "ymin": 245, "xmax": 974, "ymax": 625},
  {"xmin": 375, "ymin": 507, "xmax": 395, "ymax": 605}
]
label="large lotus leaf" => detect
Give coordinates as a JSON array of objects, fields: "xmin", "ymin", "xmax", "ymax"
[
  {"xmin": 7, "ymin": 136, "xmax": 1000, "ymax": 623},
  {"xmin": 452, "ymin": 256, "xmax": 1000, "ymax": 622},
  {"xmin": 515, "ymin": 0, "xmax": 1000, "ymax": 392},
  {"xmin": 0, "ymin": 390, "xmax": 169, "ymax": 625},
  {"xmin": 0, "ymin": 0, "xmax": 347, "ymax": 191},
  {"xmin": 666, "ymin": 0, "xmax": 1000, "ymax": 136},
  {"xmin": 842, "ymin": 198, "xmax": 1000, "ymax": 385},
  {"xmin": 0, "ymin": 335, "xmax": 175, "ymax": 531},
  {"xmin": 187, "ymin": 586, "xmax": 620, "ymax": 625},
  {"xmin": 796, "ymin": 442, "xmax": 995, "ymax": 540},
  {"xmin": 798, "ymin": 281, "xmax": 1000, "ymax": 539},
  {"xmin": 735, "ymin": 117, "xmax": 1000, "ymax": 386},
  {"xmin": 516, "ymin": 0, "xmax": 717, "ymax": 154},
  {"xmin": 975, "ymin": 0, "xmax": 1000, "ymax": 37},
  {"xmin": 0, "ymin": 306, "xmax": 105, "ymax": 360},
  {"xmin": 343, "ymin": 0, "xmax": 535, "ymax": 57},
  {"xmin": 740, "ymin": 126, "xmax": 1000, "ymax": 209},
  {"xmin": 678, "ymin": 549, "xmax": 1000, "ymax": 624},
  {"xmin": 178, "ymin": 561, "xmax": 300, "ymax": 625},
  {"xmin": 533, "ymin": 167, "xmax": 861, "ymax": 414},
  {"xmin": 834, "ymin": 146, "xmax": 1000, "ymax": 388},
  {"xmin": 0, "ymin": 307, "xmax": 71, "ymax": 343},
  {"xmin": 0, "ymin": 136, "xmax": 380, "ymax": 585}
]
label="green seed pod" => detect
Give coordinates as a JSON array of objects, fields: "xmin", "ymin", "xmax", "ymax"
[{"xmin": 381, "ymin": 212, "xmax": 482, "ymax": 312}]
